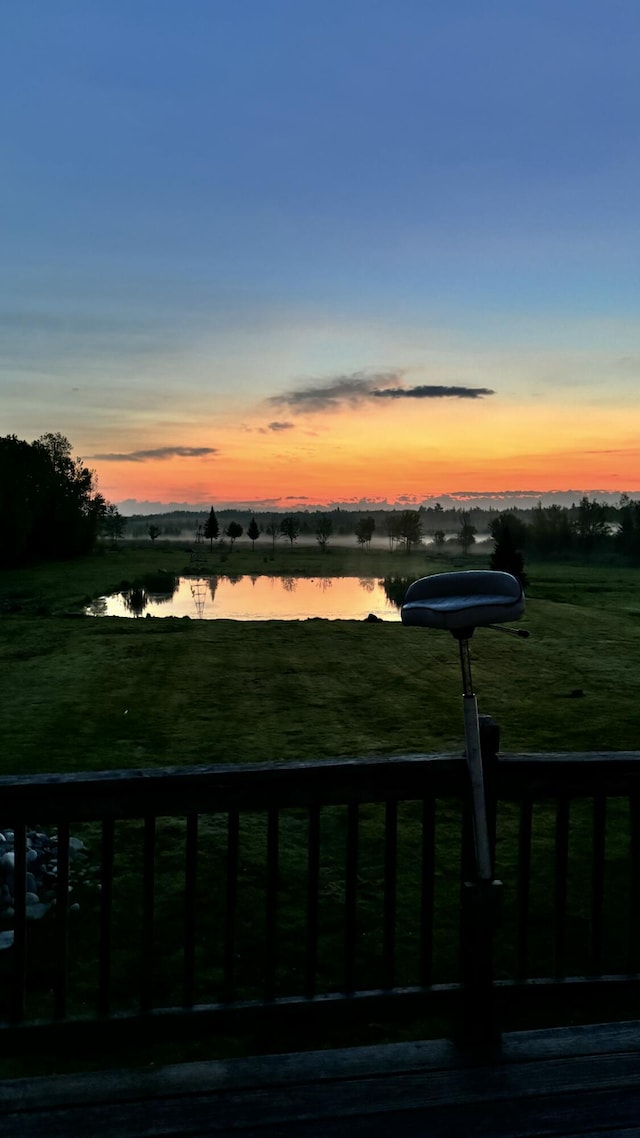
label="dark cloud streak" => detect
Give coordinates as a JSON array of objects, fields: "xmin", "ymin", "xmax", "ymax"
[
  {"xmin": 268, "ymin": 370, "xmax": 404, "ymax": 413},
  {"xmin": 269, "ymin": 370, "xmax": 494, "ymax": 412},
  {"xmin": 373, "ymin": 384, "xmax": 494, "ymax": 399},
  {"xmin": 90, "ymin": 446, "xmax": 218, "ymax": 463}
]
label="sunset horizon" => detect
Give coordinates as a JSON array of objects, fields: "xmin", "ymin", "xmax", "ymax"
[{"xmin": 3, "ymin": 3, "xmax": 638, "ymax": 508}]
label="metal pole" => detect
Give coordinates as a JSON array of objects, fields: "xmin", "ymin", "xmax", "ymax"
[{"xmin": 458, "ymin": 637, "xmax": 493, "ymax": 882}]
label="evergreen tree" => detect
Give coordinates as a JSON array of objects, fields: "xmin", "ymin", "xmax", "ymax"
[
  {"xmin": 247, "ymin": 516, "xmax": 260, "ymax": 550},
  {"xmin": 203, "ymin": 507, "xmax": 219, "ymax": 550}
]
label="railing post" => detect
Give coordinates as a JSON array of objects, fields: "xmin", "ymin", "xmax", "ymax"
[{"xmin": 457, "ymin": 715, "xmax": 502, "ymax": 1048}]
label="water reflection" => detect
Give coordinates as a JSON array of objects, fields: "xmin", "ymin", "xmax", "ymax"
[
  {"xmin": 86, "ymin": 575, "xmax": 403, "ymax": 621},
  {"xmin": 381, "ymin": 576, "xmax": 414, "ymax": 608},
  {"xmin": 122, "ymin": 587, "xmax": 148, "ymax": 617}
]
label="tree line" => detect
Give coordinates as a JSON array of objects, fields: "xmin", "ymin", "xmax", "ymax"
[
  {"xmin": 0, "ymin": 433, "xmax": 113, "ymax": 567},
  {"xmin": 130, "ymin": 496, "xmax": 640, "ymax": 566}
]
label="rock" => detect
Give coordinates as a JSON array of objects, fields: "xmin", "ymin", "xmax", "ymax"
[
  {"xmin": 364, "ymin": 613, "xmax": 383, "ymax": 623},
  {"xmin": 0, "ymin": 930, "xmax": 14, "ymax": 951},
  {"xmin": 25, "ymin": 901, "xmax": 51, "ymax": 920}
]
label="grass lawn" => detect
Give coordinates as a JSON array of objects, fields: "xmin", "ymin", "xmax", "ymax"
[{"xmin": 2, "ymin": 544, "xmax": 639, "ymax": 774}]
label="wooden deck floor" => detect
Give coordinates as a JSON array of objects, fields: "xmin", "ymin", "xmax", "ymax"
[{"xmin": 2, "ymin": 1020, "xmax": 640, "ymax": 1137}]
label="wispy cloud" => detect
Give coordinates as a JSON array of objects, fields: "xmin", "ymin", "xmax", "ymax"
[
  {"xmin": 372, "ymin": 384, "xmax": 494, "ymax": 400},
  {"xmin": 267, "ymin": 421, "xmax": 295, "ymax": 431},
  {"xmin": 268, "ymin": 370, "xmax": 405, "ymax": 413},
  {"xmin": 90, "ymin": 446, "xmax": 218, "ymax": 463},
  {"xmin": 268, "ymin": 370, "xmax": 494, "ymax": 412}
]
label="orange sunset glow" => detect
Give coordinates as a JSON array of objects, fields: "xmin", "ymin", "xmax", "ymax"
[{"xmin": 92, "ymin": 397, "xmax": 640, "ymax": 509}]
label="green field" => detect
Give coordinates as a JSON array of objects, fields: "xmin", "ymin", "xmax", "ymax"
[
  {"xmin": 1, "ymin": 547, "xmax": 639, "ymax": 1073},
  {"xmin": 2, "ymin": 544, "xmax": 640, "ymax": 774}
]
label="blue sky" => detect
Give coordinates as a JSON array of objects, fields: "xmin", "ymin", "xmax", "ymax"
[{"xmin": 2, "ymin": 1, "xmax": 639, "ymax": 508}]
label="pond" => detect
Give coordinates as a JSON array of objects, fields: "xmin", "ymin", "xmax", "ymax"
[{"xmin": 85, "ymin": 575, "xmax": 406, "ymax": 621}]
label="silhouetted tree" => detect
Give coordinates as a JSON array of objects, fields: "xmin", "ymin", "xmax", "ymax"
[
  {"xmin": 397, "ymin": 510, "xmax": 423, "ymax": 553},
  {"xmin": 616, "ymin": 495, "xmax": 640, "ymax": 561},
  {"xmin": 224, "ymin": 521, "xmax": 243, "ymax": 549},
  {"xmin": 247, "ymin": 516, "xmax": 260, "ymax": 550},
  {"xmin": 432, "ymin": 529, "xmax": 446, "ymax": 548},
  {"xmin": 458, "ymin": 512, "xmax": 477, "ymax": 555},
  {"xmin": 573, "ymin": 496, "xmax": 610, "ymax": 553},
  {"xmin": 490, "ymin": 514, "xmax": 528, "ymax": 586},
  {"xmin": 266, "ymin": 520, "xmax": 280, "ymax": 550},
  {"xmin": 315, "ymin": 516, "xmax": 333, "ymax": 552},
  {"xmin": 148, "ymin": 524, "xmax": 161, "ymax": 543},
  {"xmin": 355, "ymin": 516, "xmax": 376, "ymax": 547},
  {"xmin": 102, "ymin": 504, "xmax": 126, "ymax": 546},
  {"xmin": 528, "ymin": 503, "xmax": 574, "ymax": 557},
  {"xmin": 204, "ymin": 507, "xmax": 219, "ymax": 550},
  {"xmin": 0, "ymin": 432, "xmax": 107, "ymax": 565},
  {"xmin": 280, "ymin": 515, "xmax": 300, "ymax": 546}
]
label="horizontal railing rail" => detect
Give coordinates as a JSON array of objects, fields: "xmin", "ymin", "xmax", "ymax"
[{"xmin": 2, "ymin": 733, "xmax": 640, "ymax": 1056}]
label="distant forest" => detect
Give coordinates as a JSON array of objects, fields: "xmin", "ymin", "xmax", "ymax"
[{"xmin": 123, "ymin": 498, "xmax": 640, "ymax": 562}]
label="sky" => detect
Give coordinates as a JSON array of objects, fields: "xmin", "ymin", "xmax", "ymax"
[{"xmin": 2, "ymin": 0, "xmax": 639, "ymax": 512}]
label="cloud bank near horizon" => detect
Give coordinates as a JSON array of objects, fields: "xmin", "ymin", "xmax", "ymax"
[
  {"xmin": 268, "ymin": 371, "xmax": 495, "ymax": 412},
  {"xmin": 115, "ymin": 488, "xmax": 632, "ymax": 516}
]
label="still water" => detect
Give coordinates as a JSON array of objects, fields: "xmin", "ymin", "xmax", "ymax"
[{"xmin": 86, "ymin": 575, "xmax": 404, "ymax": 621}]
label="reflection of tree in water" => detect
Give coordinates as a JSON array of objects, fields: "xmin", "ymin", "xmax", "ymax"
[
  {"xmin": 281, "ymin": 576, "xmax": 297, "ymax": 593},
  {"xmin": 381, "ymin": 576, "xmax": 414, "ymax": 609},
  {"xmin": 140, "ymin": 571, "xmax": 178, "ymax": 596},
  {"xmin": 123, "ymin": 587, "xmax": 148, "ymax": 617},
  {"xmin": 222, "ymin": 573, "xmax": 242, "ymax": 585},
  {"xmin": 359, "ymin": 578, "xmax": 376, "ymax": 593},
  {"xmin": 147, "ymin": 592, "xmax": 174, "ymax": 607},
  {"xmin": 315, "ymin": 577, "xmax": 333, "ymax": 592},
  {"xmin": 209, "ymin": 576, "xmax": 218, "ymax": 602}
]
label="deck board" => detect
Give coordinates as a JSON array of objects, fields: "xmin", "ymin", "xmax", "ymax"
[{"xmin": 1, "ymin": 1021, "xmax": 640, "ymax": 1137}]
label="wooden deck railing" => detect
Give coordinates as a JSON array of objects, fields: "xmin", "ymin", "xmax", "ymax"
[{"xmin": 2, "ymin": 723, "xmax": 640, "ymax": 1054}]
